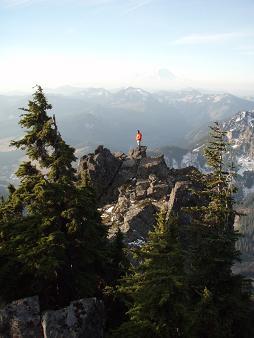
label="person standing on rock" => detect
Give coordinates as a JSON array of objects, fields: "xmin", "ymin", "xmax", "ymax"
[{"xmin": 136, "ymin": 130, "xmax": 142, "ymax": 149}]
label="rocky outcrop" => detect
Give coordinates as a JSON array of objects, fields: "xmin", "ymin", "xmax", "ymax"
[
  {"xmin": 128, "ymin": 146, "xmax": 147, "ymax": 160},
  {"xmin": 0, "ymin": 296, "xmax": 42, "ymax": 338},
  {"xmin": 79, "ymin": 145, "xmax": 202, "ymax": 245},
  {"xmin": 78, "ymin": 145, "xmax": 123, "ymax": 203},
  {"xmin": 42, "ymin": 298, "xmax": 104, "ymax": 338},
  {"xmin": 0, "ymin": 297, "xmax": 104, "ymax": 338}
]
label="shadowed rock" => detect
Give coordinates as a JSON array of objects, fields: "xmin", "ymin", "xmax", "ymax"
[
  {"xmin": 42, "ymin": 298, "xmax": 104, "ymax": 338},
  {"xmin": 0, "ymin": 296, "xmax": 42, "ymax": 338},
  {"xmin": 128, "ymin": 146, "xmax": 147, "ymax": 159},
  {"xmin": 79, "ymin": 146, "xmax": 203, "ymax": 246},
  {"xmin": 0, "ymin": 297, "xmax": 104, "ymax": 338}
]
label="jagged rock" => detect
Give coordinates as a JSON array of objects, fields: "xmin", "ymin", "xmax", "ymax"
[
  {"xmin": 169, "ymin": 166, "xmax": 200, "ymax": 183},
  {"xmin": 78, "ymin": 145, "xmax": 122, "ymax": 203},
  {"xmin": 121, "ymin": 203, "xmax": 159, "ymax": 244},
  {"xmin": 167, "ymin": 179, "xmax": 205, "ymax": 221},
  {"xmin": 137, "ymin": 156, "xmax": 168, "ymax": 180},
  {"xmin": 113, "ymin": 152, "xmax": 126, "ymax": 160},
  {"xmin": 135, "ymin": 180, "xmax": 150, "ymax": 200},
  {"xmin": 79, "ymin": 146, "xmax": 203, "ymax": 246},
  {"xmin": 165, "ymin": 180, "xmax": 209, "ymax": 258},
  {"xmin": 148, "ymin": 174, "xmax": 157, "ymax": 183},
  {"xmin": 168, "ymin": 181, "xmax": 192, "ymax": 212},
  {"xmin": 0, "ymin": 296, "xmax": 42, "ymax": 338},
  {"xmin": 78, "ymin": 145, "xmax": 170, "ymax": 207},
  {"xmin": 121, "ymin": 158, "xmax": 136, "ymax": 169},
  {"xmin": 167, "ymin": 181, "xmax": 193, "ymax": 224},
  {"xmin": 42, "ymin": 298, "xmax": 104, "ymax": 338},
  {"xmin": 147, "ymin": 182, "xmax": 170, "ymax": 200},
  {"xmin": 128, "ymin": 146, "xmax": 147, "ymax": 159},
  {"xmin": 0, "ymin": 296, "xmax": 104, "ymax": 338}
]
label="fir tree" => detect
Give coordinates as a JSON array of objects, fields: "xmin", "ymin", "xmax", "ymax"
[
  {"xmin": 0, "ymin": 86, "xmax": 108, "ymax": 308},
  {"xmin": 113, "ymin": 210, "xmax": 188, "ymax": 338},
  {"xmin": 104, "ymin": 229, "xmax": 130, "ymax": 335},
  {"xmin": 188, "ymin": 122, "xmax": 253, "ymax": 338}
]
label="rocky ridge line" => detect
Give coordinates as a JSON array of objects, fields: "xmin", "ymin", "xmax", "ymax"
[{"xmin": 78, "ymin": 145, "xmax": 201, "ymax": 245}]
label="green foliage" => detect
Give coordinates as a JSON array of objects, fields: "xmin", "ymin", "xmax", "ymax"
[
  {"xmin": 104, "ymin": 229, "xmax": 130, "ymax": 335},
  {"xmin": 113, "ymin": 210, "xmax": 189, "ymax": 338},
  {"xmin": 0, "ymin": 86, "xmax": 108, "ymax": 309},
  {"xmin": 113, "ymin": 121, "xmax": 253, "ymax": 338},
  {"xmin": 188, "ymin": 122, "xmax": 253, "ymax": 338}
]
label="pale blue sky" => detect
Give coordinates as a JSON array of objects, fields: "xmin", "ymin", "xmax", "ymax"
[{"xmin": 1, "ymin": 0, "xmax": 254, "ymax": 94}]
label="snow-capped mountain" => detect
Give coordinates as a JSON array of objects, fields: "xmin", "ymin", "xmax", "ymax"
[
  {"xmin": 1, "ymin": 87, "xmax": 254, "ymax": 187},
  {"xmin": 224, "ymin": 111, "xmax": 254, "ymax": 166},
  {"xmin": 156, "ymin": 110, "xmax": 254, "ymax": 198},
  {"xmin": 223, "ymin": 111, "xmax": 254, "ymax": 197},
  {"xmin": 156, "ymin": 89, "xmax": 234, "ymax": 105},
  {"xmin": 113, "ymin": 87, "xmax": 152, "ymax": 102}
]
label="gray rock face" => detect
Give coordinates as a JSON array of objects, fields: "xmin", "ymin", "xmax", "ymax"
[
  {"xmin": 167, "ymin": 181, "xmax": 194, "ymax": 222},
  {"xmin": 122, "ymin": 203, "xmax": 159, "ymax": 244},
  {"xmin": 0, "ymin": 297, "xmax": 104, "ymax": 338},
  {"xmin": 128, "ymin": 146, "xmax": 147, "ymax": 159},
  {"xmin": 42, "ymin": 298, "xmax": 104, "ymax": 338},
  {"xmin": 137, "ymin": 155, "xmax": 168, "ymax": 180},
  {"xmin": 78, "ymin": 145, "xmax": 172, "ymax": 206},
  {"xmin": 79, "ymin": 145, "xmax": 201, "ymax": 246},
  {"xmin": 0, "ymin": 296, "xmax": 42, "ymax": 338},
  {"xmin": 78, "ymin": 145, "xmax": 122, "ymax": 203}
]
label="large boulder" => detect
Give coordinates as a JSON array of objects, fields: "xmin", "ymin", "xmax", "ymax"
[
  {"xmin": 0, "ymin": 297, "xmax": 104, "ymax": 338},
  {"xmin": 167, "ymin": 181, "xmax": 193, "ymax": 220},
  {"xmin": 78, "ymin": 145, "xmax": 122, "ymax": 203},
  {"xmin": 137, "ymin": 155, "xmax": 169, "ymax": 180},
  {"xmin": 121, "ymin": 203, "xmax": 159, "ymax": 244},
  {"xmin": 42, "ymin": 298, "xmax": 104, "ymax": 338},
  {"xmin": 0, "ymin": 296, "xmax": 42, "ymax": 338},
  {"xmin": 128, "ymin": 146, "xmax": 147, "ymax": 159}
]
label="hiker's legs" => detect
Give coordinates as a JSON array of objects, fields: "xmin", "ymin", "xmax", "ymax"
[{"xmin": 137, "ymin": 140, "xmax": 140, "ymax": 149}]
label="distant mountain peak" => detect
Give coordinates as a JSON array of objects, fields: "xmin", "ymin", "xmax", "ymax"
[
  {"xmin": 119, "ymin": 87, "xmax": 151, "ymax": 96},
  {"xmin": 224, "ymin": 110, "xmax": 254, "ymax": 132}
]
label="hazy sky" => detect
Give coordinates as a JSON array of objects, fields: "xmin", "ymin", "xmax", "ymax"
[{"xmin": 1, "ymin": 0, "xmax": 254, "ymax": 94}]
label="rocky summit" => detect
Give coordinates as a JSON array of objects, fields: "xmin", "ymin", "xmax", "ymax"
[{"xmin": 78, "ymin": 145, "xmax": 201, "ymax": 246}]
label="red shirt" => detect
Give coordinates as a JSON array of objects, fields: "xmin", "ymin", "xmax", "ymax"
[{"xmin": 136, "ymin": 132, "xmax": 142, "ymax": 141}]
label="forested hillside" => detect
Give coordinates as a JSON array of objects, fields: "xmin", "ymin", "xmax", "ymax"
[{"xmin": 0, "ymin": 88, "xmax": 253, "ymax": 337}]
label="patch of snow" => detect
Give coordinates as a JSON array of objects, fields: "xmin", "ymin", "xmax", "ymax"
[
  {"xmin": 193, "ymin": 145, "xmax": 203, "ymax": 152},
  {"xmin": 237, "ymin": 156, "xmax": 254, "ymax": 175},
  {"xmin": 181, "ymin": 152, "xmax": 193, "ymax": 167},
  {"xmin": 213, "ymin": 95, "xmax": 223, "ymax": 103},
  {"xmin": 172, "ymin": 158, "xmax": 178, "ymax": 169},
  {"xmin": 243, "ymin": 185, "xmax": 254, "ymax": 197},
  {"xmin": 164, "ymin": 156, "xmax": 171, "ymax": 167},
  {"xmin": 235, "ymin": 111, "xmax": 247, "ymax": 122},
  {"xmin": 106, "ymin": 206, "xmax": 114, "ymax": 213},
  {"xmin": 129, "ymin": 238, "xmax": 146, "ymax": 247},
  {"xmin": 247, "ymin": 115, "xmax": 254, "ymax": 127}
]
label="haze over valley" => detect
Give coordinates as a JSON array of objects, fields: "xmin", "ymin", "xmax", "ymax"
[
  {"xmin": 2, "ymin": 1, "xmax": 254, "ymax": 336},
  {"xmin": 1, "ymin": 86, "xmax": 254, "ymax": 186}
]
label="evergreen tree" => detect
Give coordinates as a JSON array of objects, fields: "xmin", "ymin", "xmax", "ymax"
[
  {"xmin": 188, "ymin": 122, "xmax": 253, "ymax": 338},
  {"xmin": 113, "ymin": 210, "xmax": 188, "ymax": 338},
  {"xmin": 0, "ymin": 86, "xmax": 108, "ymax": 308},
  {"xmin": 104, "ymin": 229, "xmax": 130, "ymax": 336}
]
